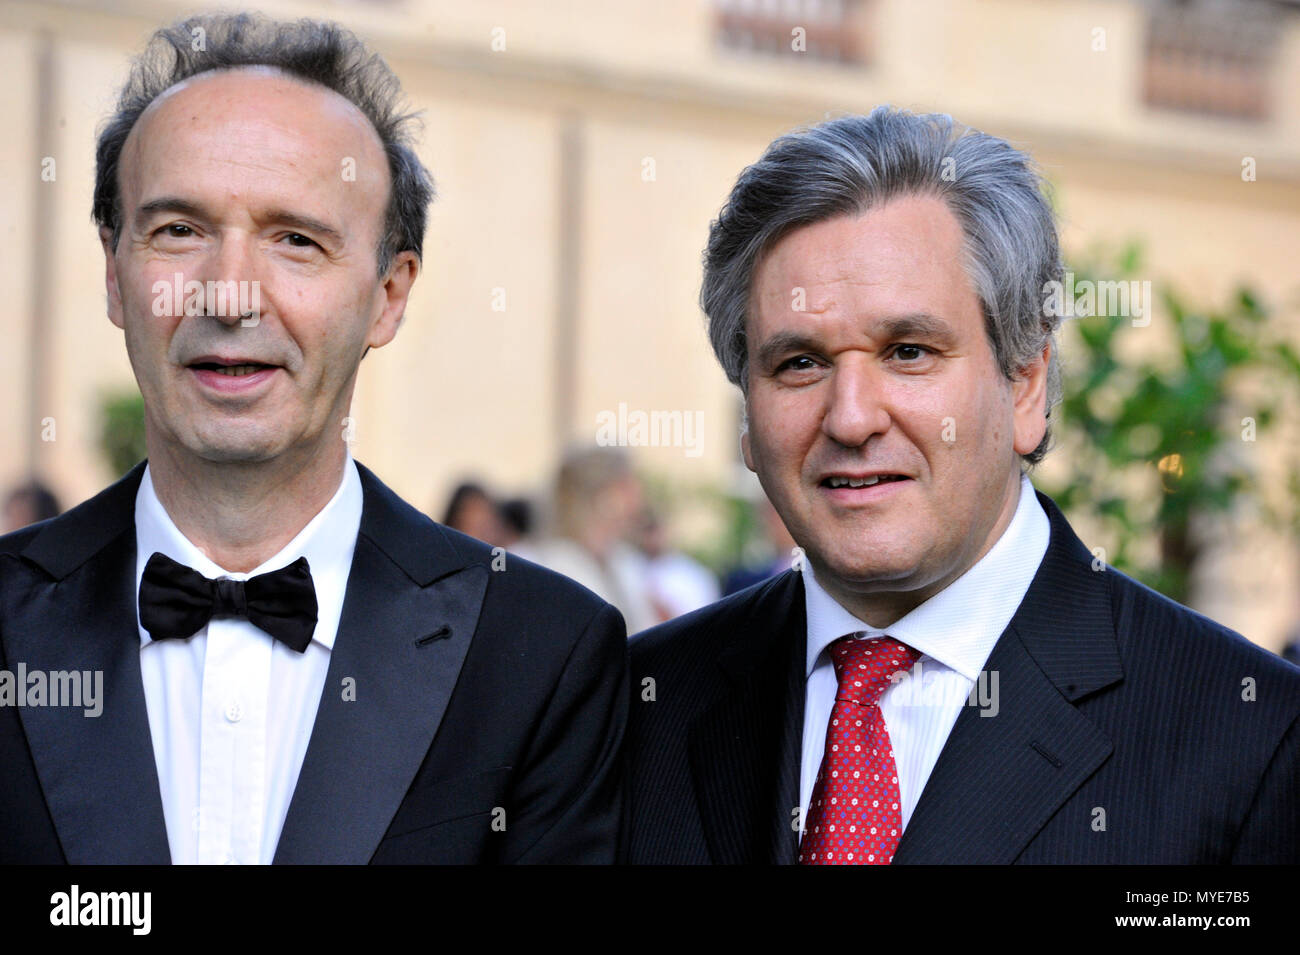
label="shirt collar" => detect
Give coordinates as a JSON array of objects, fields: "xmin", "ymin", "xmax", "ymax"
[
  {"xmin": 803, "ymin": 474, "xmax": 1050, "ymax": 681},
  {"xmin": 134, "ymin": 454, "xmax": 363, "ymax": 650}
]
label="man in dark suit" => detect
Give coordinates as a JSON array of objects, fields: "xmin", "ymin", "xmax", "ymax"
[
  {"xmin": 621, "ymin": 107, "xmax": 1300, "ymax": 864},
  {"xmin": 0, "ymin": 13, "xmax": 626, "ymax": 864}
]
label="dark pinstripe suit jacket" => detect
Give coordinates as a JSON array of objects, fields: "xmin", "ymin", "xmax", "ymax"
[{"xmin": 621, "ymin": 491, "xmax": 1300, "ymax": 864}]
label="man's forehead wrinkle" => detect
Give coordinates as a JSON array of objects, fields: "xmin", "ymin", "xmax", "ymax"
[
  {"xmin": 128, "ymin": 67, "xmax": 386, "ymax": 172},
  {"xmin": 134, "ymin": 153, "xmax": 340, "ymax": 216},
  {"xmin": 142, "ymin": 110, "xmax": 368, "ymax": 168}
]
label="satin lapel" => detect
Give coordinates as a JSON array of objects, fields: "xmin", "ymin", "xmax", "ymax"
[
  {"xmin": 892, "ymin": 493, "xmax": 1124, "ymax": 864},
  {"xmin": 273, "ymin": 464, "xmax": 488, "ymax": 864},
  {"xmin": 2, "ymin": 462, "xmax": 170, "ymax": 863},
  {"xmin": 688, "ymin": 571, "xmax": 805, "ymax": 864}
]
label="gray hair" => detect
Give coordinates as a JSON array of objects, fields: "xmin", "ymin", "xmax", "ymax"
[
  {"xmin": 702, "ymin": 106, "xmax": 1064, "ymax": 466},
  {"xmin": 92, "ymin": 12, "xmax": 434, "ymax": 279}
]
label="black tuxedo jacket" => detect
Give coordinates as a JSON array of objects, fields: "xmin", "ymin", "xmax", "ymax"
[
  {"xmin": 621, "ymin": 491, "xmax": 1300, "ymax": 864},
  {"xmin": 0, "ymin": 460, "xmax": 627, "ymax": 864}
]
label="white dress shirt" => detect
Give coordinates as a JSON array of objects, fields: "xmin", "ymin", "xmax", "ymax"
[
  {"xmin": 799, "ymin": 474, "xmax": 1050, "ymax": 839},
  {"xmin": 134, "ymin": 456, "xmax": 362, "ymax": 865}
]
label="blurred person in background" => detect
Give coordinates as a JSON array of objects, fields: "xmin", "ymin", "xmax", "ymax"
[
  {"xmin": 518, "ymin": 446, "xmax": 658, "ymax": 637},
  {"xmin": 499, "ymin": 496, "xmax": 533, "ymax": 544},
  {"xmin": 722, "ymin": 495, "xmax": 798, "ymax": 595},
  {"xmin": 634, "ymin": 508, "xmax": 720, "ymax": 623},
  {"xmin": 2, "ymin": 481, "xmax": 62, "ymax": 534},
  {"xmin": 440, "ymin": 480, "xmax": 514, "ymax": 548},
  {"xmin": 1280, "ymin": 588, "xmax": 1300, "ymax": 667}
]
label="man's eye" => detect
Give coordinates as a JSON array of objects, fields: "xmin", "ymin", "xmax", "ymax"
[
  {"xmin": 777, "ymin": 356, "xmax": 818, "ymax": 372},
  {"xmin": 892, "ymin": 344, "xmax": 930, "ymax": 361},
  {"xmin": 283, "ymin": 233, "xmax": 319, "ymax": 249},
  {"xmin": 159, "ymin": 224, "xmax": 193, "ymax": 238}
]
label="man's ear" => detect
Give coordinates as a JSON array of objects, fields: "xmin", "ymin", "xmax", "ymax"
[
  {"xmin": 366, "ymin": 250, "xmax": 419, "ymax": 351},
  {"xmin": 740, "ymin": 424, "xmax": 756, "ymax": 474},
  {"xmin": 100, "ymin": 226, "xmax": 124, "ymax": 330},
  {"xmin": 739, "ymin": 389, "xmax": 759, "ymax": 472},
  {"xmin": 1011, "ymin": 341, "xmax": 1051, "ymax": 457}
]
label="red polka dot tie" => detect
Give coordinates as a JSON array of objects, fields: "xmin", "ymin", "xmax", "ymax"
[{"xmin": 799, "ymin": 634, "xmax": 921, "ymax": 865}]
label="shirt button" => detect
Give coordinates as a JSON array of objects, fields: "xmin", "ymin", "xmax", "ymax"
[
  {"xmin": 224, "ymin": 700, "xmax": 243, "ymax": 723},
  {"xmin": 223, "ymin": 853, "xmax": 238, "ymax": 865}
]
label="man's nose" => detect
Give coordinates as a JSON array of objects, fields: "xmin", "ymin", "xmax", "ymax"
[
  {"xmin": 821, "ymin": 359, "xmax": 891, "ymax": 449},
  {"xmin": 196, "ymin": 233, "xmax": 260, "ymax": 327}
]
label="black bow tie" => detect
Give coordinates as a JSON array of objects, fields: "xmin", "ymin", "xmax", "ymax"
[{"xmin": 138, "ymin": 551, "xmax": 319, "ymax": 653}]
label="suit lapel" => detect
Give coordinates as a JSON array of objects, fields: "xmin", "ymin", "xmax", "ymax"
[
  {"xmin": 273, "ymin": 463, "xmax": 488, "ymax": 864},
  {"xmin": 3, "ymin": 462, "xmax": 171, "ymax": 863},
  {"xmin": 892, "ymin": 493, "xmax": 1124, "ymax": 864},
  {"xmin": 688, "ymin": 570, "xmax": 805, "ymax": 864}
]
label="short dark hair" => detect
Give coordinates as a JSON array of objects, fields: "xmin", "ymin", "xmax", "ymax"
[
  {"xmin": 92, "ymin": 11, "xmax": 435, "ymax": 278},
  {"xmin": 4, "ymin": 481, "xmax": 62, "ymax": 524},
  {"xmin": 441, "ymin": 481, "xmax": 493, "ymax": 528}
]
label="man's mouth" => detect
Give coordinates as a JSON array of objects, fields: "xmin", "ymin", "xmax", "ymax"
[
  {"xmin": 822, "ymin": 474, "xmax": 909, "ymax": 489},
  {"xmin": 189, "ymin": 362, "xmax": 275, "ymax": 377},
  {"xmin": 184, "ymin": 357, "xmax": 282, "ymax": 392}
]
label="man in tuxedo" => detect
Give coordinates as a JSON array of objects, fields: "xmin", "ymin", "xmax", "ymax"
[
  {"xmin": 621, "ymin": 107, "xmax": 1300, "ymax": 864},
  {"xmin": 0, "ymin": 13, "xmax": 626, "ymax": 864}
]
